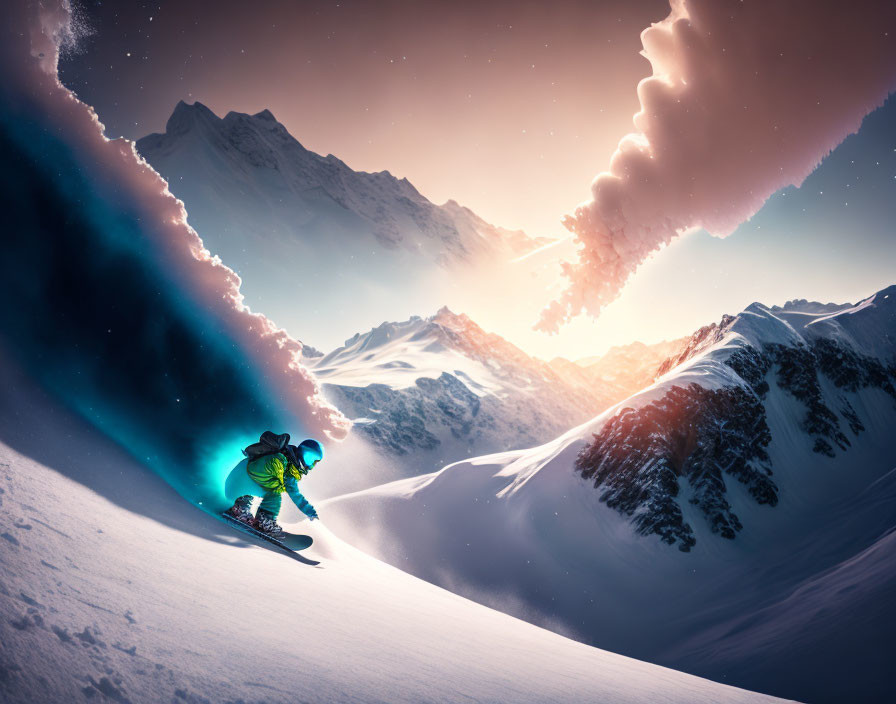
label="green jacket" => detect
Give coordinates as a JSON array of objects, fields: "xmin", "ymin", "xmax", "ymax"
[
  {"xmin": 247, "ymin": 453, "xmax": 316, "ymax": 518},
  {"xmin": 247, "ymin": 452, "xmax": 302, "ymax": 493}
]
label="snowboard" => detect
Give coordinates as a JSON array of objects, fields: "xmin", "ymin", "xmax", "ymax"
[{"xmin": 220, "ymin": 512, "xmax": 319, "ymax": 565}]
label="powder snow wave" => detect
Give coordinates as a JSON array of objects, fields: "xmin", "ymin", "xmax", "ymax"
[{"xmin": 0, "ymin": 0, "xmax": 349, "ymax": 509}]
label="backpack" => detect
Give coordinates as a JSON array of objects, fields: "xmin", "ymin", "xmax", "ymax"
[{"xmin": 243, "ymin": 431, "xmax": 290, "ymax": 461}]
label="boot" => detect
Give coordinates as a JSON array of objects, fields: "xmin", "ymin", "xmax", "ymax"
[
  {"xmin": 227, "ymin": 495, "xmax": 255, "ymax": 524},
  {"xmin": 254, "ymin": 509, "xmax": 285, "ymax": 538}
]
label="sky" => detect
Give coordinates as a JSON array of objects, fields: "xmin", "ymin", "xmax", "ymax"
[
  {"xmin": 59, "ymin": 0, "xmax": 668, "ymax": 239},
  {"xmin": 58, "ymin": 0, "xmax": 896, "ymax": 360}
]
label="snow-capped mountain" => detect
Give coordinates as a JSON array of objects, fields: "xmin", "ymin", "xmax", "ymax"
[
  {"xmin": 134, "ymin": 102, "xmax": 551, "ymax": 348},
  {"xmin": 306, "ymin": 307, "xmax": 620, "ymax": 487},
  {"xmin": 595, "ymin": 291, "xmax": 896, "ymax": 551},
  {"xmin": 137, "ymin": 101, "xmax": 545, "ymax": 265},
  {"xmin": 321, "ymin": 286, "xmax": 896, "ymax": 703}
]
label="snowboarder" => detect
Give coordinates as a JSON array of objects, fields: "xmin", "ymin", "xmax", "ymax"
[{"xmin": 226, "ymin": 432, "xmax": 323, "ymax": 537}]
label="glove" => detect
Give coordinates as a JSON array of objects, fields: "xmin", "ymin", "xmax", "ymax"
[{"xmin": 305, "ymin": 507, "xmax": 319, "ymax": 521}]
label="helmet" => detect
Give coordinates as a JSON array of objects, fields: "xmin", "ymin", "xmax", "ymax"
[
  {"xmin": 287, "ymin": 439, "xmax": 324, "ymax": 474},
  {"xmin": 297, "ymin": 439, "xmax": 323, "ymax": 471},
  {"xmin": 284, "ymin": 439, "xmax": 323, "ymax": 475}
]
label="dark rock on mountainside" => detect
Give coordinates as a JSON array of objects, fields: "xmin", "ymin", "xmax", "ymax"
[
  {"xmin": 576, "ymin": 295, "xmax": 896, "ymax": 550},
  {"xmin": 576, "ymin": 383, "xmax": 775, "ymax": 551}
]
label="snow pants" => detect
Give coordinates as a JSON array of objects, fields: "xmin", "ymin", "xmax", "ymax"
[{"xmin": 224, "ymin": 461, "xmax": 283, "ymax": 517}]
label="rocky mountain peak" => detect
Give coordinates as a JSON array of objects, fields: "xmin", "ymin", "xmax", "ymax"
[
  {"xmin": 164, "ymin": 100, "xmax": 219, "ymax": 136},
  {"xmin": 252, "ymin": 108, "xmax": 277, "ymax": 122},
  {"xmin": 137, "ymin": 101, "xmax": 549, "ymax": 273}
]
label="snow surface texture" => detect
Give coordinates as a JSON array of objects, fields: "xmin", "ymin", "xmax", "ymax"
[
  {"xmin": 323, "ymin": 288, "xmax": 896, "ymax": 703},
  {"xmin": 0, "ymin": 358, "xmax": 785, "ymax": 704}
]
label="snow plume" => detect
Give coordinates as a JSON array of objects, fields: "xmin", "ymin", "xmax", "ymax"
[
  {"xmin": 0, "ymin": 0, "xmax": 349, "ymax": 504},
  {"xmin": 538, "ymin": 0, "xmax": 896, "ymax": 332}
]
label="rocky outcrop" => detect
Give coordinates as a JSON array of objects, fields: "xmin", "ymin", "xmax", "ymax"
[
  {"xmin": 575, "ymin": 295, "xmax": 896, "ymax": 550},
  {"xmin": 576, "ymin": 384, "xmax": 775, "ymax": 551}
]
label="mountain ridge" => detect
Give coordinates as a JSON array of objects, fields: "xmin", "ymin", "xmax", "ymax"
[
  {"xmin": 308, "ymin": 306, "xmax": 623, "ymax": 480},
  {"xmin": 135, "ymin": 100, "xmax": 555, "ymax": 354},
  {"xmin": 138, "ymin": 100, "xmax": 550, "ymax": 263}
]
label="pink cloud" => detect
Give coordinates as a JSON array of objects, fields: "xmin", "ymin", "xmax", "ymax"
[{"xmin": 539, "ymin": 0, "xmax": 896, "ymax": 332}]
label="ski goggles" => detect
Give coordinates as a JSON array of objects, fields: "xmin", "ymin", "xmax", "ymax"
[{"xmin": 299, "ymin": 458, "xmax": 320, "ymax": 474}]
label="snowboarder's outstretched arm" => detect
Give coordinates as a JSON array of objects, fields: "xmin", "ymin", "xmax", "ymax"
[{"xmin": 284, "ymin": 474, "xmax": 318, "ymax": 520}]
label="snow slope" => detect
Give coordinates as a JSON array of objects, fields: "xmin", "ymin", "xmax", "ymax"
[
  {"xmin": 0, "ymin": 358, "xmax": 784, "ymax": 704},
  {"xmin": 322, "ymin": 287, "xmax": 896, "ymax": 703}
]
